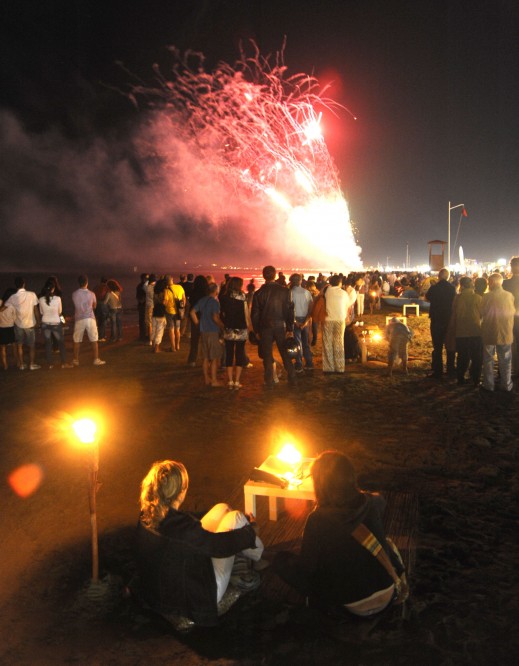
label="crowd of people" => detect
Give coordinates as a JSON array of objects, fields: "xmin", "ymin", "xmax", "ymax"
[
  {"xmin": 1, "ymin": 262, "xmax": 518, "ymax": 392},
  {"xmin": 2, "ymin": 262, "xmax": 517, "ymax": 634}
]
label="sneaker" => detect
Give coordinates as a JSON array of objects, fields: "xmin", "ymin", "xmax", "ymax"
[
  {"xmin": 19, "ymin": 365, "xmax": 26, "ymax": 370},
  {"xmin": 72, "ymin": 359, "xmax": 79, "ymax": 366},
  {"xmin": 98, "ymin": 338, "xmax": 106, "ymax": 342},
  {"xmin": 228, "ymin": 381, "xmax": 235, "ymax": 389},
  {"xmin": 234, "ymin": 382, "xmax": 243, "ymax": 390},
  {"xmin": 93, "ymin": 358, "xmax": 106, "ymax": 366},
  {"xmin": 61, "ymin": 363, "xmax": 74, "ymax": 369},
  {"xmin": 29, "ymin": 364, "xmax": 41, "ymax": 370},
  {"xmin": 161, "ymin": 613, "xmax": 196, "ymax": 634}
]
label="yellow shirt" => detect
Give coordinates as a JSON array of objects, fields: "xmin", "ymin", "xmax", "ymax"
[{"xmin": 164, "ymin": 284, "xmax": 185, "ymax": 315}]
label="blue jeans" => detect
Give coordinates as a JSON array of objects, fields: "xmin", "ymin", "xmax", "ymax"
[
  {"xmin": 42, "ymin": 324, "xmax": 66, "ymax": 364},
  {"xmin": 483, "ymin": 344, "xmax": 513, "ymax": 391},
  {"xmin": 294, "ymin": 317, "xmax": 313, "ymax": 369},
  {"xmin": 109, "ymin": 309, "xmax": 123, "ymax": 341},
  {"xmin": 96, "ymin": 303, "xmax": 109, "ymax": 339}
]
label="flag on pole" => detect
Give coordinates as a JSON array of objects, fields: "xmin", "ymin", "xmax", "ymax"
[{"xmin": 462, "ymin": 208, "xmax": 468, "ymax": 217}]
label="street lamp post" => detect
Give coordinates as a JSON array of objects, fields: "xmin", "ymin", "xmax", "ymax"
[{"xmin": 448, "ymin": 202, "xmax": 464, "ymax": 268}]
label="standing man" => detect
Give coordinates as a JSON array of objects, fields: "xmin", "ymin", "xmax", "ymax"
[
  {"xmin": 6, "ymin": 277, "xmax": 41, "ymax": 370},
  {"xmin": 480, "ymin": 272, "xmax": 515, "ymax": 392},
  {"xmin": 164, "ymin": 275, "xmax": 186, "ymax": 352},
  {"xmin": 451, "ymin": 277, "xmax": 483, "ymax": 386},
  {"xmin": 321, "ymin": 274, "xmax": 351, "ymax": 373},
  {"xmin": 71, "ymin": 275, "xmax": 106, "ymax": 366},
  {"xmin": 190, "ymin": 282, "xmax": 224, "ymax": 387},
  {"xmin": 425, "ymin": 268, "xmax": 456, "ymax": 379},
  {"xmin": 503, "ymin": 256, "xmax": 519, "ymax": 377},
  {"xmin": 136, "ymin": 273, "xmax": 149, "ymax": 341},
  {"xmin": 289, "ymin": 273, "xmax": 313, "ymax": 373},
  {"xmin": 251, "ymin": 265, "xmax": 297, "ymax": 388}
]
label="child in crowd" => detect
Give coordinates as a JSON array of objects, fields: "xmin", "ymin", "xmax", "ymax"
[{"xmin": 386, "ymin": 317, "xmax": 413, "ymax": 377}]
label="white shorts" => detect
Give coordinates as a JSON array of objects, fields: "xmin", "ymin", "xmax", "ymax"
[{"xmin": 73, "ymin": 318, "xmax": 99, "ymax": 343}]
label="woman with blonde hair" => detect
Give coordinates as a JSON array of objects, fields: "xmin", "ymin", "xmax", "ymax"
[
  {"xmin": 273, "ymin": 450, "xmax": 407, "ymax": 617},
  {"xmin": 136, "ymin": 460, "xmax": 264, "ymax": 628}
]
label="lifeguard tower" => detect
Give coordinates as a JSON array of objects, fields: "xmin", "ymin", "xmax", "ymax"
[{"xmin": 428, "ymin": 240, "xmax": 447, "ymax": 272}]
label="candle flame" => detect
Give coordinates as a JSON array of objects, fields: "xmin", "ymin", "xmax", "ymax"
[{"xmin": 277, "ymin": 443, "xmax": 302, "ymax": 465}]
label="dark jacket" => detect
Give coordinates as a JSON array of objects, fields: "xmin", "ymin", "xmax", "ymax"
[
  {"xmin": 503, "ymin": 275, "xmax": 519, "ymax": 315},
  {"xmin": 251, "ymin": 282, "xmax": 294, "ymax": 333},
  {"xmin": 426, "ymin": 279, "xmax": 456, "ymax": 325},
  {"xmin": 273, "ymin": 493, "xmax": 403, "ymax": 607},
  {"xmin": 136, "ymin": 508, "xmax": 256, "ymax": 626}
]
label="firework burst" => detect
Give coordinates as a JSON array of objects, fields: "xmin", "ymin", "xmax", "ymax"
[{"xmin": 124, "ymin": 42, "xmax": 362, "ymax": 269}]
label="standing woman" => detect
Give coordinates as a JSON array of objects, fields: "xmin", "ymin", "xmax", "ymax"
[
  {"xmin": 104, "ymin": 279, "xmax": 123, "ymax": 342},
  {"xmin": 219, "ymin": 276, "xmax": 251, "ymax": 389},
  {"xmin": 187, "ymin": 275, "xmax": 209, "ymax": 367},
  {"xmin": 38, "ymin": 280, "xmax": 73, "ymax": 369}
]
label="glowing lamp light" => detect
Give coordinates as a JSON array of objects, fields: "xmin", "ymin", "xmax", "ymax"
[
  {"xmin": 72, "ymin": 418, "xmax": 97, "ymax": 444},
  {"xmin": 371, "ymin": 332, "xmax": 383, "ymax": 343}
]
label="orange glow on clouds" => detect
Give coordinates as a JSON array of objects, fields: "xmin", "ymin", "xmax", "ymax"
[{"xmin": 8, "ymin": 464, "xmax": 44, "ymax": 498}]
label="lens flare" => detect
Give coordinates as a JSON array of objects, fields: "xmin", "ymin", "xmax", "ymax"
[
  {"xmin": 126, "ymin": 43, "xmax": 362, "ymax": 269},
  {"xmin": 8, "ymin": 464, "xmax": 44, "ymax": 498}
]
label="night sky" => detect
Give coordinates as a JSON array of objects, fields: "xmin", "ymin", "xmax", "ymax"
[{"xmin": 2, "ymin": 0, "xmax": 518, "ymax": 271}]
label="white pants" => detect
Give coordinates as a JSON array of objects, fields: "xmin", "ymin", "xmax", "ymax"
[
  {"xmin": 201, "ymin": 503, "xmax": 264, "ymax": 603},
  {"xmin": 356, "ymin": 293, "xmax": 365, "ymax": 316},
  {"xmin": 322, "ymin": 320, "xmax": 346, "ymax": 372},
  {"xmin": 151, "ymin": 317, "xmax": 166, "ymax": 345},
  {"xmin": 483, "ymin": 344, "xmax": 513, "ymax": 391}
]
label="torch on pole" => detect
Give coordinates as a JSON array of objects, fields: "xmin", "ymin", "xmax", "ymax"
[{"xmin": 72, "ymin": 418, "xmax": 100, "ymax": 584}]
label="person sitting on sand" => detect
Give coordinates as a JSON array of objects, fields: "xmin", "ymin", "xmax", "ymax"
[
  {"xmin": 135, "ymin": 460, "xmax": 264, "ymax": 628},
  {"xmin": 386, "ymin": 316, "xmax": 413, "ymax": 376},
  {"xmin": 273, "ymin": 450, "xmax": 407, "ymax": 617}
]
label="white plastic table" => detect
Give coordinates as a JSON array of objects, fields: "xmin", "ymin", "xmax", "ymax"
[{"xmin": 244, "ymin": 458, "xmax": 315, "ymax": 521}]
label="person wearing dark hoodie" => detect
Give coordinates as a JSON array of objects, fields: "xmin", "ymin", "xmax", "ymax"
[{"xmin": 273, "ymin": 450, "xmax": 406, "ymax": 616}]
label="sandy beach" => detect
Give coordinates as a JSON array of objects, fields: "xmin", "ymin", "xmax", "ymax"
[{"xmin": 0, "ymin": 308, "xmax": 517, "ymax": 665}]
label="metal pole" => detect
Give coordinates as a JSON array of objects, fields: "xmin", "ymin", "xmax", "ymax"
[{"xmin": 448, "ymin": 201, "xmax": 451, "ymax": 268}]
